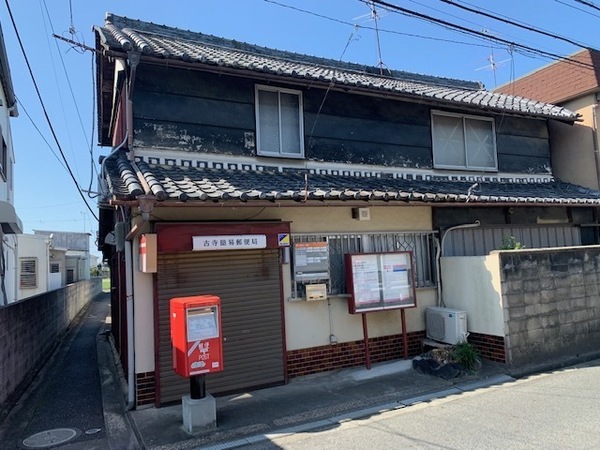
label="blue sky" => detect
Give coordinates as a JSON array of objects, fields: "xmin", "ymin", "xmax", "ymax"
[{"xmin": 0, "ymin": 0, "xmax": 597, "ymax": 259}]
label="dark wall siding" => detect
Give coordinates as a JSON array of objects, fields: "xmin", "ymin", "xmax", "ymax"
[
  {"xmin": 498, "ymin": 154, "xmax": 551, "ymax": 174},
  {"xmin": 133, "ymin": 119, "xmax": 253, "ymax": 156},
  {"xmin": 496, "ymin": 116, "xmax": 551, "ymax": 172},
  {"xmin": 132, "ymin": 64, "xmax": 551, "ymax": 173}
]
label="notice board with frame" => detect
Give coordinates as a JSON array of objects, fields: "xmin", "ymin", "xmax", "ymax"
[{"xmin": 345, "ymin": 251, "xmax": 417, "ymax": 314}]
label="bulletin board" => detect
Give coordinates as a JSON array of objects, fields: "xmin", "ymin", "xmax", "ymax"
[{"xmin": 345, "ymin": 252, "xmax": 417, "ymax": 314}]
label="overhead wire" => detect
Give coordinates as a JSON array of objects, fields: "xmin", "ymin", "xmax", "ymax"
[
  {"xmin": 15, "ymin": 98, "xmax": 69, "ymax": 172},
  {"xmin": 363, "ymin": 0, "xmax": 596, "ymax": 70},
  {"xmin": 4, "ymin": 0, "xmax": 99, "ymax": 221},
  {"xmin": 574, "ymin": 0, "xmax": 600, "ymax": 12},
  {"xmin": 39, "ymin": 0, "xmax": 81, "ymax": 182},
  {"xmin": 263, "ymin": 0, "xmax": 504, "ymax": 51},
  {"xmin": 439, "ymin": 0, "xmax": 598, "ymax": 51},
  {"xmin": 555, "ymin": 0, "xmax": 600, "ymax": 18}
]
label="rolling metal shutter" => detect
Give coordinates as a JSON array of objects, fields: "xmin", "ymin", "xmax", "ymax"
[{"xmin": 156, "ymin": 249, "xmax": 284, "ymax": 404}]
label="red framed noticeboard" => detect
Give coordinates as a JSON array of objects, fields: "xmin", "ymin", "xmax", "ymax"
[{"xmin": 346, "ymin": 252, "xmax": 417, "ymax": 314}]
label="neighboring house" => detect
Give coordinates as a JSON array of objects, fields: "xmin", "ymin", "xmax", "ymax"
[
  {"xmin": 94, "ymin": 14, "xmax": 600, "ymax": 407},
  {"xmin": 33, "ymin": 230, "xmax": 91, "ymax": 284},
  {"xmin": 16, "ymin": 234, "xmax": 52, "ymax": 300},
  {"xmin": 0, "ymin": 22, "xmax": 23, "ymax": 306},
  {"xmin": 495, "ymin": 48, "xmax": 600, "ymax": 193},
  {"xmin": 16, "ymin": 230, "xmax": 90, "ymax": 300}
]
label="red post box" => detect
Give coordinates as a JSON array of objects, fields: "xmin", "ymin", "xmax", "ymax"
[{"xmin": 170, "ymin": 295, "xmax": 224, "ymax": 378}]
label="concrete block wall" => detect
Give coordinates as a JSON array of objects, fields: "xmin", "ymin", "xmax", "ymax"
[
  {"xmin": 500, "ymin": 247, "xmax": 600, "ymax": 367},
  {"xmin": 0, "ymin": 279, "xmax": 102, "ymax": 422}
]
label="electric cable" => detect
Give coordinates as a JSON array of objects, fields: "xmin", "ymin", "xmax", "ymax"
[
  {"xmin": 15, "ymin": 98, "xmax": 68, "ymax": 172},
  {"xmin": 575, "ymin": 0, "xmax": 600, "ymax": 12},
  {"xmin": 555, "ymin": 0, "xmax": 600, "ymax": 18},
  {"xmin": 5, "ymin": 0, "xmax": 99, "ymax": 221},
  {"xmin": 439, "ymin": 0, "xmax": 598, "ymax": 51},
  {"xmin": 264, "ymin": 0, "xmax": 503, "ymax": 50},
  {"xmin": 39, "ymin": 0, "xmax": 81, "ymax": 182},
  {"xmin": 364, "ymin": 0, "xmax": 596, "ymax": 69}
]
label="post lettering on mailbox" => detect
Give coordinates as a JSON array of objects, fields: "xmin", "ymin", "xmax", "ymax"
[{"xmin": 170, "ymin": 295, "xmax": 224, "ymax": 378}]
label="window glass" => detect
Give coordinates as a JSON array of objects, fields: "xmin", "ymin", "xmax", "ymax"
[
  {"xmin": 432, "ymin": 112, "xmax": 496, "ymax": 171},
  {"xmin": 465, "ymin": 118, "xmax": 495, "ymax": 168},
  {"xmin": 257, "ymin": 86, "xmax": 303, "ymax": 157},
  {"xmin": 258, "ymin": 89, "xmax": 280, "ymax": 154},
  {"xmin": 280, "ymin": 93, "xmax": 301, "ymax": 155},
  {"xmin": 432, "ymin": 114, "xmax": 465, "ymax": 167}
]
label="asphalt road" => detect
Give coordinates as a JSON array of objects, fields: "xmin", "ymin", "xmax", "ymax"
[
  {"xmin": 0, "ymin": 295, "xmax": 111, "ymax": 449},
  {"xmin": 246, "ymin": 359, "xmax": 600, "ymax": 449}
]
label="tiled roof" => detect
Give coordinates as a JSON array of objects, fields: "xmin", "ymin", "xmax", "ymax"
[
  {"xmin": 94, "ymin": 13, "xmax": 579, "ymax": 123},
  {"xmin": 495, "ymin": 49, "xmax": 600, "ymax": 105},
  {"xmin": 103, "ymin": 155, "xmax": 600, "ymax": 206}
]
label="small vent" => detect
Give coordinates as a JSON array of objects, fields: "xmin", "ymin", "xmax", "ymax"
[{"xmin": 20, "ymin": 258, "xmax": 37, "ymax": 289}]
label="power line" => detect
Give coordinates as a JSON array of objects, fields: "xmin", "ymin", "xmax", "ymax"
[
  {"xmin": 15, "ymin": 98, "xmax": 68, "ymax": 171},
  {"xmin": 440, "ymin": 0, "xmax": 598, "ymax": 51},
  {"xmin": 263, "ymin": 0, "xmax": 503, "ymax": 51},
  {"xmin": 4, "ymin": 0, "xmax": 99, "ymax": 222},
  {"xmin": 364, "ymin": 0, "xmax": 596, "ymax": 70},
  {"xmin": 555, "ymin": 0, "xmax": 600, "ymax": 18},
  {"xmin": 575, "ymin": 0, "xmax": 600, "ymax": 12}
]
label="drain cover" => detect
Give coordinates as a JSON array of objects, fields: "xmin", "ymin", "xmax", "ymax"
[{"xmin": 22, "ymin": 428, "xmax": 80, "ymax": 448}]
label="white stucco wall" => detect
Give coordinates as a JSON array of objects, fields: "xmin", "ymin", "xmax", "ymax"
[
  {"xmin": 440, "ymin": 254, "xmax": 504, "ymax": 337},
  {"xmin": 16, "ymin": 234, "xmax": 50, "ymax": 301}
]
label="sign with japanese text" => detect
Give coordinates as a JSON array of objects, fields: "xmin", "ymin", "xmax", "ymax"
[
  {"xmin": 192, "ymin": 234, "xmax": 267, "ymax": 251},
  {"xmin": 346, "ymin": 252, "xmax": 416, "ymax": 313}
]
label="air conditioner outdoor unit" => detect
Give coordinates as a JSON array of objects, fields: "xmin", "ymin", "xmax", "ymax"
[{"xmin": 426, "ymin": 306, "xmax": 468, "ymax": 345}]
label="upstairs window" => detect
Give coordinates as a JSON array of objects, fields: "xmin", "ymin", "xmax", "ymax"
[
  {"xmin": 255, "ymin": 85, "xmax": 304, "ymax": 158},
  {"xmin": 432, "ymin": 111, "xmax": 497, "ymax": 171}
]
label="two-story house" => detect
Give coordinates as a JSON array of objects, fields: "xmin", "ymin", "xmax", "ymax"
[
  {"xmin": 94, "ymin": 14, "xmax": 600, "ymax": 407},
  {"xmin": 0, "ymin": 22, "xmax": 23, "ymax": 306}
]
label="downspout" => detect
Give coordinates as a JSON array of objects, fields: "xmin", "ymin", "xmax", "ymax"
[
  {"xmin": 592, "ymin": 101, "xmax": 600, "ymax": 190},
  {"xmin": 123, "ymin": 51, "xmax": 140, "ymax": 411},
  {"xmin": 124, "ymin": 234, "xmax": 135, "ymax": 409},
  {"xmin": 436, "ymin": 221, "xmax": 480, "ymax": 307},
  {"xmin": 592, "ymin": 101, "xmax": 600, "ymax": 243}
]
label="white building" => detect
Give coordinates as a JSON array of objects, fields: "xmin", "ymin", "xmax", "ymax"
[{"xmin": 0, "ymin": 22, "xmax": 23, "ymax": 306}]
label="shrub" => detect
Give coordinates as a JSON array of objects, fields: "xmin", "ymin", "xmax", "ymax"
[
  {"xmin": 499, "ymin": 236, "xmax": 525, "ymax": 250},
  {"xmin": 452, "ymin": 341, "xmax": 479, "ymax": 372}
]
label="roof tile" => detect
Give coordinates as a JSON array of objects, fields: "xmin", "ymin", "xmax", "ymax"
[
  {"xmin": 94, "ymin": 14, "xmax": 579, "ymax": 122},
  {"xmin": 103, "ymin": 155, "xmax": 600, "ymax": 207}
]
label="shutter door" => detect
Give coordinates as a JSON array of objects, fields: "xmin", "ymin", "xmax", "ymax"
[{"xmin": 157, "ymin": 249, "xmax": 284, "ymax": 404}]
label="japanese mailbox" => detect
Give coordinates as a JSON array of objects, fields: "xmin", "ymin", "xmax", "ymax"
[{"xmin": 170, "ymin": 295, "xmax": 223, "ymax": 378}]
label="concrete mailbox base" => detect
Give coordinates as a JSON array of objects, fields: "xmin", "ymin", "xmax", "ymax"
[{"xmin": 182, "ymin": 394, "xmax": 216, "ymax": 433}]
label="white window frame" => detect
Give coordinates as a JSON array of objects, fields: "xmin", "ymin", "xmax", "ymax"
[
  {"xmin": 255, "ymin": 84, "xmax": 305, "ymax": 158},
  {"xmin": 431, "ymin": 110, "xmax": 498, "ymax": 171},
  {"xmin": 20, "ymin": 258, "xmax": 37, "ymax": 289}
]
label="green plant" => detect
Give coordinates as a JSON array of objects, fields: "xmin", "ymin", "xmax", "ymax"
[
  {"xmin": 499, "ymin": 235, "xmax": 525, "ymax": 250},
  {"xmin": 452, "ymin": 341, "xmax": 479, "ymax": 372}
]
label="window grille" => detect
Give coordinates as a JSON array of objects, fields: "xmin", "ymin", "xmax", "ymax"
[
  {"xmin": 50, "ymin": 262, "xmax": 60, "ymax": 274},
  {"xmin": 292, "ymin": 231, "xmax": 437, "ymax": 297}
]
